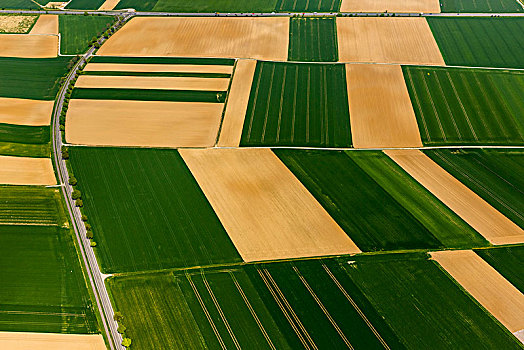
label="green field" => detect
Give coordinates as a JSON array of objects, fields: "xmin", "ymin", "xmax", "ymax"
[
  {"xmin": 475, "ymin": 246, "xmax": 524, "ymax": 293},
  {"xmin": 428, "ymin": 17, "xmax": 524, "ymax": 69},
  {"xmin": 0, "ymin": 141, "xmax": 50, "ymax": 158},
  {"xmin": 60, "ymin": 15, "xmax": 114, "ymax": 55},
  {"xmin": 0, "ymin": 186, "xmax": 66, "ymax": 226},
  {"xmin": 440, "ymin": 0, "xmax": 523, "ymax": 12},
  {"xmin": 0, "ymin": 57, "xmax": 72, "ymax": 100},
  {"xmin": 71, "ymin": 88, "xmax": 227, "ymax": 103},
  {"xmin": 83, "ymin": 70, "xmax": 230, "ymax": 78},
  {"xmin": 0, "ymin": 124, "xmax": 50, "ymax": 145},
  {"xmin": 275, "ymin": 150, "xmax": 487, "ymax": 251},
  {"xmin": 403, "ymin": 66, "xmax": 524, "ymax": 146},
  {"xmin": 89, "ymin": 56, "xmax": 235, "ymax": 65},
  {"xmin": 276, "ymin": 0, "xmax": 341, "ymax": 11},
  {"xmin": 0, "ymin": 0, "xmax": 39, "ymax": 9},
  {"xmin": 342, "ymin": 253, "xmax": 521, "ymax": 349},
  {"xmin": 114, "ymin": 0, "xmax": 159, "ymax": 10},
  {"xmin": 65, "ymin": 0, "xmax": 105, "ymax": 9},
  {"xmin": 69, "ymin": 147, "xmax": 241, "ymax": 273},
  {"xmin": 424, "ymin": 149, "xmax": 524, "ymax": 229},
  {"xmin": 152, "ymin": 0, "xmax": 278, "ymax": 12},
  {"xmin": 0, "ymin": 225, "xmax": 98, "ymax": 333},
  {"xmin": 241, "ymin": 62, "xmax": 351, "ymax": 147},
  {"xmin": 288, "ymin": 17, "xmax": 338, "ymax": 62}
]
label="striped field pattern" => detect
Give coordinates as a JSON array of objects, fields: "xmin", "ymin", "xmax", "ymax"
[
  {"xmin": 276, "ymin": 0, "xmax": 341, "ymax": 11},
  {"xmin": 288, "ymin": 17, "xmax": 338, "ymax": 62}
]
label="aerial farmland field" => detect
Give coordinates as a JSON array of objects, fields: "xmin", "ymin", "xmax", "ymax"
[
  {"xmin": 65, "ymin": 0, "xmax": 106, "ymax": 9},
  {"xmin": 475, "ymin": 246, "xmax": 524, "ymax": 293},
  {"xmin": 0, "ymin": 0, "xmax": 39, "ymax": 9},
  {"xmin": 277, "ymin": 0, "xmax": 342, "ymax": 12},
  {"xmin": 59, "ymin": 15, "xmax": 114, "ymax": 55},
  {"xmin": 288, "ymin": 17, "xmax": 338, "ymax": 62},
  {"xmin": 440, "ymin": 0, "xmax": 523, "ymax": 13}
]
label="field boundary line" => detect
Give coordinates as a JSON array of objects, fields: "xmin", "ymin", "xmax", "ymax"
[
  {"xmin": 214, "ymin": 59, "xmax": 237, "ymax": 147},
  {"xmin": 261, "ymin": 64, "xmax": 276, "ymax": 143}
]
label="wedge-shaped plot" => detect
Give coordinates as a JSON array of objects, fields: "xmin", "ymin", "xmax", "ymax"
[
  {"xmin": 83, "ymin": 63, "xmax": 234, "ymax": 74},
  {"xmin": 340, "ymin": 0, "xmax": 440, "ymax": 13},
  {"xmin": 29, "ymin": 14, "xmax": 58, "ymax": 34},
  {"xmin": 0, "ymin": 332, "xmax": 105, "ymax": 350},
  {"xmin": 386, "ymin": 150, "xmax": 524, "ymax": 245},
  {"xmin": 66, "ymin": 99, "xmax": 224, "ymax": 148},
  {"xmin": 431, "ymin": 250, "xmax": 524, "ymax": 339},
  {"xmin": 0, "ymin": 155, "xmax": 55, "ymax": 185},
  {"xmin": 0, "ymin": 97, "xmax": 53, "ymax": 126},
  {"xmin": 98, "ymin": 17, "xmax": 289, "ymax": 60},
  {"xmin": 98, "ymin": 0, "xmax": 120, "ymax": 10},
  {"xmin": 337, "ymin": 18, "xmax": 444, "ymax": 65},
  {"xmin": 75, "ymin": 75, "xmax": 230, "ymax": 91},
  {"xmin": 0, "ymin": 34, "xmax": 58, "ymax": 58},
  {"xmin": 180, "ymin": 148, "xmax": 360, "ymax": 262},
  {"xmin": 347, "ymin": 64, "xmax": 422, "ymax": 148}
]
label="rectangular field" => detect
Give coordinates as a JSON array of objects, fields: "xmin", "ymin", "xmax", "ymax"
[
  {"xmin": 340, "ymin": 0, "xmax": 440, "ymax": 13},
  {"xmin": 66, "ymin": 99, "xmax": 224, "ymax": 148},
  {"xmin": 0, "ymin": 34, "xmax": 58, "ymax": 58},
  {"xmin": 441, "ymin": 0, "xmax": 522, "ymax": 14},
  {"xmin": 0, "ymin": 225, "xmax": 98, "ymax": 333},
  {"xmin": 403, "ymin": 66, "xmax": 524, "ymax": 146},
  {"xmin": 69, "ymin": 147, "xmax": 241, "ymax": 273},
  {"xmin": 71, "ymin": 88, "xmax": 226, "ymax": 102},
  {"xmin": 276, "ymin": 0, "xmax": 342, "ymax": 11},
  {"xmin": 84, "ymin": 63, "xmax": 234, "ymax": 75},
  {"xmin": 475, "ymin": 246, "xmax": 524, "ymax": 294},
  {"xmin": 98, "ymin": 17, "xmax": 289, "ymax": 60},
  {"xmin": 59, "ymin": 15, "xmax": 114, "ymax": 55},
  {"xmin": 0, "ymin": 15, "xmax": 37, "ymax": 33},
  {"xmin": 0, "ymin": 98, "xmax": 53, "ymax": 126},
  {"xmin": 428, "ymin": 17, "xmax": 524, "ymax": 69},
  {"xmin": 0, "ymin": 141, "xmax": 50, "ymax": 158},
  {"xmin": 0, "ymin": 155, "xmax": 55, "ymax": 185},
  {"xmin": 179, "ymin": 148, "xmax": 360, "ymax": 261},
  {"xmin": 89, "ymin": 56, "xmax": 236, "ymax": 66},
  {"xmin": 0, "ymin": 123, "xmax": 49, "ymax": 144},
  {"xmin": 240, "ymin": 61, "xmax": 352, "ymax": 148},
  {"xmin": 288, "ymin": 17, "xmax": 338, "ymax": 62},
  {"xmin": 337, "ymin": 17, "xmax": 444, "ymax": 65},
  {"xmin": 65, "ymin": 0, "xmax": 105, "ymax": 9},
  {"xmin": 30, "ymin": 15, "xmax": 58, "ymax": 35},
  {"xmin": 130, "ymin": 0, "xmax": 279, "ymax": 12},
  {"xmin": 347, "ymin": 64, "xmax": 422, "ymax": 148},
  {"xmin": 75, "ymin": 75, "xmax": 230, "ymax": 90},
  {"xmin": 424, "ymin": 149, "xmax": 524, "ymax": 229},
  {"xmin": 0, "ymin": 0, "xmax": 39, "ymax": 9},
  {"xmin": 0, "ymin": 332, "xmax": 105, "ymax": 350}
]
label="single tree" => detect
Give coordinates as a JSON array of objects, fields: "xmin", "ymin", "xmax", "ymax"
[
  {"xmin": 117, "ymin": 325, "xmax": 127, "ymax": 334},
  {"xmin": 122, "ymin": 338, "xmax": 132, "ymax": 348},
  {"xmin": 69, "ymin": 177, "xmax": 77, "ymax": 186},
  {"xmin": 72, "ymin": 190, "xmax": 82, "ymax": 200},
  {"xmin": 86, "ymin": 231, "xmax": 93, "ymax": 239},
  {"xmin": 114, "ymin": 312, "xmax": 124, "ymax": 322}
]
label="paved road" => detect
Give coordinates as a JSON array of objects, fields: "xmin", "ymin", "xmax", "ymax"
[{"xmin": 51, "ymin": 13, "xmax": 133, "ymax": 350}]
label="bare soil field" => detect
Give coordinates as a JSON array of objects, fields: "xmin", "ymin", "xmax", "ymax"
[
  {"xmin": 431, "ymin": 250, "xmax": 524, "ymax": 334},
  {"xmin": 0, "ymin": 34, "xmax": 58, "ymax": 58},
  {"xmin": 75, "ymin": 75, "xmax": 230, "ymax": 91},
  {"xmin": 97, "ymin": 17, "xmax": 289, "ymax": 60},
  {"xmin": 217, "ymin": 59, "xmax": 257, "ymax": 147},
  {"xmin": 0, "ymin": 16, "xmax": 36, "ymax": 33},
  {"xmin": 84, "ymin": 63, "xmax": 234, "ymax": 74},
  {"xmin": 385, "ymin": 150, "xmax": 524, "ymax": 245},
  {"xmin": 66, "ymin": 99, "xmax": 224, "ymax": 148},
  {"xmin": 347, "ymin": 64, "xmax": 422, "ymax": 148},
  {"xmin": 98, "ymin": 0, "xmax": 120, "ymax": 10},
  {"xmin": 29, "ymin": 15, "xmax": 58, "ymax": 35},
  {"xmin": 0, "ymin": 332, "xmax": 106, "ymax": 350},
  {"xmin": 179, "ymin": 148, "xmax": 361, "ymax": 262},
  {"xmin": 0, "ymin": 155, "xmax": 55, "ymax": 185},
  {"xmin": 0, "ymin": 98, "xmax": 53, "ymax": 126},
  {"xmin": 337, "ymin": 18, "xmax": 444, "ymax": 65},
  {"xmin": 340, "ymin": 0, "xmax": 440, "ymax": 13}
]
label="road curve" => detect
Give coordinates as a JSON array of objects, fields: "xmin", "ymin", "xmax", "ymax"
[{"xmin": 51, "ymin": 13, "xmax": 134, "ymax": 350}]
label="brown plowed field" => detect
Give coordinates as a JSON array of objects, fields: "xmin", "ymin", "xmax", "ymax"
[
  {"xmin": 66, "ymin": 99, "xmax": 224, "ymax": 148},
  {"xmin": 83, "ymin": 63, "xmax": 234, "ymax": 74},
  {"xmin": 179, "ymin": 148, "xmax": 361, "ymax": 262},
  {"xmin": 0, "ymin": 98, "xmax": 53, "ymax": 126},
  {"xmin": 0, "ymin": 156, "xmax": 56, "ymax": 185},
  {"xmin": 97, "ymin": 17, "xmax": 289, "ymax": 60},
  {"xmin": 431, "ymin": 250, "xmax": 524, "ymax": 333},
  {"xmin": 75, "ymin": 75, "xmax": 230, "ymax": 91},
  {"xmin": 217, "ymin": 59, "xmax": 257, "ymax": 147},
  {"xmin": 347, "ymin": 64, "xmax": 422, "ymax": 148},
  {"xmin": 0, "ymin": 34, "xmax": 58, "ymax": 58},
  {"xmin": 29, "ymin": 15, "xmax": 58, "ymax": 35},
  {"xmin": 340, "ymin": 0, "xmax": 440, "ymax": 13},
  {"xmin": 337, "ymin": 18, "xmax": 444, "ymax": 65},
  {"xmin": 0, "ymin": 332, "xmax": 106, "ymax": 350},
  {"xmin": 385, "ymin": 150, "xmax": 524, "ymax": 245},
  {"xmin": 98, "ymin": 0, "xmax": 120, "ymax": 10}
]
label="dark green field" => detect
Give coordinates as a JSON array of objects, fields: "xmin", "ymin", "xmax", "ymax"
[
  {"xmin": 60, "ymin": 15, "xmax": 114, "ymax": 55},
  {"xmin": 275, "ymin": 150, "xmax": 487, "ymax": 251},
  {"xmin": 342, "ymin": 253, "xmax": 521, "ymax": 349},
  {"xmin": 69, "ymin": 147, "xmax": 241, "ymax": 273},
  {"xmin": 475, "ymin": 246, "xmax": 524, "ymax": 293},
  {"xmin": 89, "ymin": 56, "xmax": 235, "ymax": 65},
  {"xmin": 276, "ymin": 0, "xmax": 341, "ymax": 11},
  {"xmin": 0, "ymin": 141, "xmax": 50, "ymax": 158},
  {"xmin": 71, "ymin": 88, "xmax": 226, "ymax": 103},
  {"xmin": 403, "ymin": 66, "xmax": 524, "ymax": 146},
  {"xmin": 428, "ymin": 17, "xmax": 524, "ymax": 69},
  {"xmin": 0, "ymin": 57, "xmax": 72, "ymax": 100},
  {"xmin": 0, "ymin": 0, "xmax": 39, "ymax": 9},
  {"xmin": 0, "ymin": 186, "xmax": 66, "ymax": 226},
  {"xmin": 424, "ymin": 149, "xmax": 524, "ymax": 229},
  {"xmin": 0, "ymin": 124, "xmax": 50, "ymax": 145},
  {"xmin": 440, "ymin": 0, "xmax": 523, "ymax": 12},
  {"xmin": 288, "ymin": 17, "xmax": 338, "ymax": 62},
  {"xmin": 65, "ymin": 0, "xmax": 105, "ymax": 9},
  {"xmin": 83, "ymin": 70, "xmax": 230, "ymax": 78},
  {"xmin": 118, "ymin": 0, "xmax": 279, "ymax": 12},
  {"xmin": 241, "ymin": 62, "xmax": 351, "ymax": 147},
  {"xmin": 0, "ymin": 225, "xmax": 98, "ymax": 333},
  {"xmin": 114, "ymin": 0, "xmax": 159, "ymax": 10}
]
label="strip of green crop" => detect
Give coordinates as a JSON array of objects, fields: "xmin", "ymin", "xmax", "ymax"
[
  {"xmin": 65, "ymin": 0, "xmax": 105, "ymax": 9},
  {"xmin": 0, "ymin": 0, "xmax": 39, "ymax": 9},
  {"xmin": 241, "ymin": 61, "xmax": 351, "ymax": 147},
  {"xmin": 0, "ymin": 141, "xmax": 50, "ymax": 158},
  {"xmin": 424, "ymin": 149, "xmax": 524, "ymax": 229},
  {"xmin": 151, "ymin": 0, "xmax": 278, "ymax": 12},
  {"xmin": 440, "ymin": 0, "xmax": 523, "ymax": 13},
  {"xmin": 82, "ymin": 71, "xmax": 231, "ymax": 78},
  {"xmin": 68, "ymin": 147, "xmax": 241, "ymax": 273},
  {"xmin": 340, "ymin": 253, "xmax": 522, "ymax": 349},
  {"xmin": 0, "ymin": 123, "xmax": 50, "ymax": 145},
  {"xmin": 274, "ymin": 149, "xmax": 443, "ymax": 251},
  {"xmin": 403, "ymin": 66, "xmax": 524, "ymax": 146},
  {"xmin": 90, "ymin": 56, "xmax": 235, "ymax": 66},
  {"xmin": 288, "ymin": 17, "xmax": 338, "ymax": 62},
  {"xmin": 71, "ymin": 88, "xmax": 227, "ymax": 103},
  {"xmin": 114, "ymin": 0, "xmax": 159, "ymax": 10},
  {"xmin": 428, "ymin": 17, "xmax": 524, "ymax": 69},
  {"xmin": 474, "ymin": 246, "xmax": 524, "ymax": 294},
  {"xmin": 276, "ymin": 0, "xmax": 341, "ymax": 11},
  {"xmin": 60, "ymin": 15, "xmax": 115, "ymax": 55}
]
